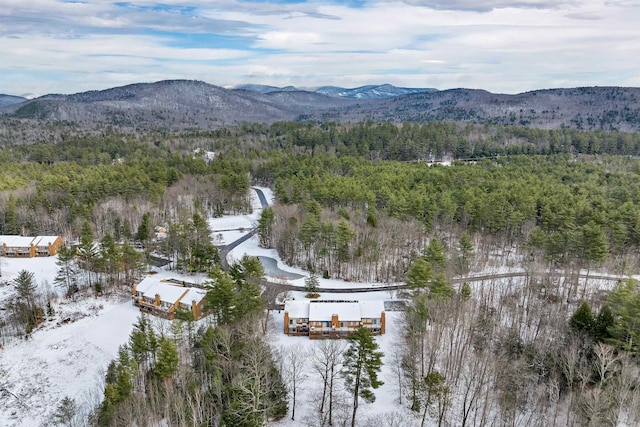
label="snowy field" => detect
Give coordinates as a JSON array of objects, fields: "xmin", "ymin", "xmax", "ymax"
[
  {"xmin": 0, "ymin": 256, "xmax": 140, "ymax": 426},
  {"xmin": 0, "ymin": 296, "xmax": 139, "ymax": 426},
  {"xmin": 0, "ymin": 256, "xmax": 60, "ymax": 302}
]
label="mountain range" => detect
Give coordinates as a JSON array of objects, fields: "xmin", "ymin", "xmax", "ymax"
[
  {"xmin": 1, "ymin": 80, "xmax": 639, "ymax": 131},
  {"xmin": 233, "ymin": 83, "xmax": 437, "ymax": 99},
  {"xmin": 0, "ymin": 94, "xmax": 27, "ymax": 107}
]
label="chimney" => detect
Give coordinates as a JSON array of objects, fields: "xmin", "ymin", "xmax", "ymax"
[{"xmin": 284, "ymin": 312, "xmax": 290, "ymax": 334}]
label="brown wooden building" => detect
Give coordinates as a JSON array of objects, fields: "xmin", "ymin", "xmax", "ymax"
[
  {"xmin": 284, "ymin": 299, "xmax": 385, "ymax": 339},
  {"xmin": 0, "ymin": 235, "xmax": 64, "ymax": 258},
  {"xmin": 132, "ymin": 277, "xmax": 208, "ymax": 320}
]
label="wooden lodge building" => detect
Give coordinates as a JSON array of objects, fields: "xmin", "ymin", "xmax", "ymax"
[
  {"xmin": 0, "ymin": 235, "xmax": 64, "ymax": 258},
  {"xmin": 284, "ymin": 299, "xmax": 385, "ymax": 339},
  {"xmin": 132, "ymin": 277, "xmax": 208, "ymax": 321}
]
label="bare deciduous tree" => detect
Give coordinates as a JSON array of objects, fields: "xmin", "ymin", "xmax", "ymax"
[
  {"xmin": 312, "ymin": 339, "xmax": 346, "ymax": 426},
  {"xmin": 283, "ymin": 344, "xmax": 308, "ymax": 421}
]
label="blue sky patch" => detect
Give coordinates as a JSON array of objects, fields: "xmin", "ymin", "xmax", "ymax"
[{"xmin": 147, "ymin": 30, "xmax": 259, "ymax": 51}]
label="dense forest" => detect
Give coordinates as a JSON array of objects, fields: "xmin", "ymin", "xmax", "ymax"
[
  {"xmin": 3, "ymin": 119, "xmax": 640, "ymax": 425},
  {"xmin": 93, "ymin": 258, "xmax": 290, "ymax": 427}
]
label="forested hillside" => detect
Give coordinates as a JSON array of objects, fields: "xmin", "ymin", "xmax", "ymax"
[
  {"xmin": 3, "ymin": 118, "xmax": 640, "ymax": 425},
  {"xmin": 4, "ymin": 82, "xmax": 640, "ymax": 131}
]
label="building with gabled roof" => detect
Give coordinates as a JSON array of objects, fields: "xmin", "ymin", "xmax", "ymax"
[
  {"xmin": 284, "ymin": 299, "xmax": 385, "ymax": 339},
  {"xmin": 132, "ymin": 276, "xmax": 208, "ymax": 320},
  {"xmin": 0, "ymin": 235, "xmax": 64, "ymax": 258},
  {"xmin": 32, "ymin": 236, "xmax": 65, "ymax": 257}
]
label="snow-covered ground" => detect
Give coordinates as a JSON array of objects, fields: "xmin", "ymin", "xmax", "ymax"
[
  {"xmin": 4, "ymin": 185, "xmax": 615, "ymax": 427},
  {"xmin": 0, "ymin": 296, "xmax": 139, "ymax": 426},
  {"xmin": 0, "ymin": 187, "xmax": 276, "ymax": 426},
  {"xmin": 207, "ymin": 186, "xmax": 273, "ymax": 237},
  {"xmin": 229, "ymin": 234, "xmax": 407, "ymax": 290},
  {"xmin": 267, "ymin": 310, "xmax": 413, "ymax": 427},
  {"xmin": 0, "ymin": 185, "xmax": 411, "ymax": 426},
  {"xmin": 217, "ymin": 189, "xmax": 417, "ymax": 425},
  {"xmin": 0, "ymin": 255, "xmax": 140, "ymax": 426},
  {"xmin": 0, "ymin": 256, "xmax": 60, "ymax": 301}
]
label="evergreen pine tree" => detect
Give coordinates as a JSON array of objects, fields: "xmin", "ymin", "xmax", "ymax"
[
  {"xmin": 602, "ymin": 279, "xmax": 640, "ymax": 352},
  {"xmin": 46, "ymin": 300, "xmax": 55, "ymax": 317},
  {"xmin": 100, "ymin": 233, "xmax": 121, "ymax": 288},
  {"xmin": 12, "ymin": 269, "xmax": 42, "ymax": 333},
  {"xmin": 206, "ymin": 270, "xmax": 236, "ymax": 325},
  {"xmin": 429, "ymin": 272, "xmax": 454, "ymax": 300},
  {"xmin": 78, "ymin": 220, "xmax": 97, "ymax": 287},
  {"xmin": 406, "ymin": 258, "xmax": 433, "ymax": 290},
  {"xmin": 460, "ymin": 282, "xmax": 472, "ymax": 301},
  {"xmin": 421, "ymin": 371, "xmax": 450, "ymax": 427},
  {"xmin": 342, "ymin": 326, "xmax": 384, "ymax": 427},
  {"xmin": 423, "ymin": 238, "xmax": 447, "ymax": 273},
  {"xmin": 458, "ymin": 232, "xmax": 474, "ymax": 273},
  {"xmin": 579, "ymin": 221, "xmax": 609, "ymax": 263},
  {"xmin": 129, "ymin": 316, "xmax": 152, "ymax": 368},
  {"xmin": 569, "ymin": 300, "xmax": 595, "ymax": 336},
  {"xmin": 155, "ymin": 336, "xmax": 179, "ymax": 380},
  {"xmin": 595, "ymin": 304, "xmax": 615, "ymax": 341},
  {"xmin": 267, "ymin": 365, "xmax": 289, "ymax": 421},
  {"xmin": 304, "ymin": 273, "xmax": 320, "ymax": 298},
  {"xmin": 54, "ymin": 245, "xmax": 78, "ymax": 298},
  {"xmin": 115, "ymin": 346, "xmax": 134, "ymax": 401},
  {"xmin": 459, "ymin": 232, "xmax": 474, "ymax": 259},
  {"xmin": 366, "ymin": 206, "xmax": 378, "ymax": 228},
  {"xmin": 136, "ymin": 212, "xmax": 154, "ymax": 246},
  {"xmin": 335, "ymin": 219, "xmax": 355, "ymax": 263},
  {"xmin": 52, "ymin": 396, "xmax": 77, "ymax": 427},
  {"xmin": 229, "ymin": 256, "xmax": 264, "ymax": 320},
  {"xmin": 258, "ymin": 206, "xmax": 275, "ymax": 248},
  {"xmin": 13, "ymin": 269, "xmax": 37, "ymax": 300}
]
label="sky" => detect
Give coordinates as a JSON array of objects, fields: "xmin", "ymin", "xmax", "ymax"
[{"xmin": 1, "ymin": 0, "xmax": 639, "ymax": 96}]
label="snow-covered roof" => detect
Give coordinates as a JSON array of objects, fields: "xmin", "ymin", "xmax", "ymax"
[
  {"xmin": 0, "ymin": 235, "xmax": 36, "ymax": 247},
  {"xmin": 136, "ymin": 276, "xmax": 160, "ymax": 293},
  {"xmin": 33, "ymin": 235, "xmax": 61, "ymax": 246},
  {"xmin": 146, "ymin": 282, "xmax": 189, "ymax": 304},
  {"xmin": 309, "ymin": 300, "xmax": 361, "ymax": 322},
  {"xmin": 284, "ymin": 299, "xmax": 309, "ymax": 319},
  {"xmin": 0, "ymin": 235, "xmax": 61, "ymax": 248},
  {"xmin": 135, "ymin": 277, "xmax": 192, "ymax": 305},
  {"xmin": 181, "ymin": 287, "xmax": 207, "ymax": 305},
  {"xmin": 285, "ymin": 299, "xmax": 385, "ymax": 322},
  {"xmin": 359, "ymin": 300, "xmax": 385, "ymax": 318}
]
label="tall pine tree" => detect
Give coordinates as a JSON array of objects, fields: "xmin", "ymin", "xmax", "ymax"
[
  {"xmin": 54, "ymin": 245, "xmax": 78, "ymax": 298},
  {"xmin": 342, "ymin": 326, "xmax": 384, "ymax": 427}
]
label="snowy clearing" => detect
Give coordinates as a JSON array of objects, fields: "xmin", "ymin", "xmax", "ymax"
[{"xmin": 0, "ymin": 295, "xmax": 140, "ymax": 427}]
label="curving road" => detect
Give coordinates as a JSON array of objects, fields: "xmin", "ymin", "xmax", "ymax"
[
  {"xmin": 253, "ymin": 187, "xmax": 269, "ymax": 208},
  {"xmin": 219, "ymin": 187, "xmax": 268, "ymax": 270}
]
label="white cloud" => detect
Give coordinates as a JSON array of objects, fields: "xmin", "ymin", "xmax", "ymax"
[
  {"xmin": 1, "ymin": 0, "xmax": 639, "ymax": 95},
  {"xmin": 397, "ymin": 0, "xmax": 578, "ymax": 12}
]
